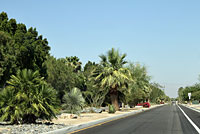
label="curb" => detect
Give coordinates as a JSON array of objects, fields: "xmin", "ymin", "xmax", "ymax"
[
  {"xmin": 179, "ymin": 104, "xmax": 200, "ymax": 113},
  {"xmin": 43, "ymin": 104, "xmax": 166, "ymax": 134}
]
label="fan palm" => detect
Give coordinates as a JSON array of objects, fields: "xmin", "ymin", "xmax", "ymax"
[
  {"xmin": 0, "ymin": 69, "xmax": 59, "ymax": 124},
  {"xmin": 96, "ymin": 48, "xmax": 132, "ymax": 110},
  {"xmin": 63, "ymin": 87, "xmax": 85, "ymax": 115},
  {"xmin": 65, "ymin": 56, "xmax": 82, "ymax": 72}
]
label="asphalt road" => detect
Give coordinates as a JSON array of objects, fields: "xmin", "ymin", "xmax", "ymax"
[{"xmin": 71, "ymin": 104, "xmax": 199, "ymax": 134}]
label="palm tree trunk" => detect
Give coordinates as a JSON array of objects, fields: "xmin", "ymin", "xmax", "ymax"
[{"xmin": 110, "ymin": 88, "xmax": 119, "ymax": 111}]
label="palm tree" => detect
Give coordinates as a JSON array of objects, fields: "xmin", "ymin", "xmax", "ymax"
[
  {"xmin": 0, "ymin": 69, "xmax": 59, "ymax": 124},
  {"xmin": 96, "ymin": 48, "xmax": 132, "ymax": 110},
  {"xmin": 65, "ymin": 56, "xmax": 82, "ymax": 72}
]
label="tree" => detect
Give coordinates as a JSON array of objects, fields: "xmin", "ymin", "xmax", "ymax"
[
  {"xmin": 190, "ymin": 84, "xmax": 200, "ymax": 101},
  {"xmin": 46, "ymin": 56, "xmax": 70, "ymax": 101},
  {"xmin": 178, "ymin": 87, "xmax": 184, "ymax": 102},
  {"xmin": 0, "ymin": 31, "xmax": 17, "ymax": 87},
  {"xmin": 0, "ymin": 12, "xmax": 50, "ymax": 87},
  {"xmin": 0, "ymin": 69, "xmax": 59, "ymax": 124},
  {"xmin": 150, "ymin": 83, "xmax": 166, "ymax": 103},
  {"xmin": 127, "ymin": 63, "xmax": 152, "ymax": 105},
  {"xmin": 83, "ymin": 61, "xmax": 107, "ymax": 107},
  {"xmin": 126, "ymin": 87, "xmax": 146, "ymax": 106},
  {"xmin": 15, "ymin": 27, "xmax": 50, "ymax": 77},
  {"xmin": 46, "ymin": 56, "xmax": 85, "ymax": 102},
  {"xmin": 96, "ymin": 48, "xmax": 132, "ymax": 110},
  {"xmin": 62, "ymin": 87, "xmax": 85, "ymax": 115},
  {"xmin": 65, "ymin": 56, "xmax": 82, "ymax": 72},
  {"xmin": 192, "ymin": 90, "xmax": 200, "ymax": 100},
  {"xmin": 179, "ymin": 84, "xmax": 200, "ymax": 102}
]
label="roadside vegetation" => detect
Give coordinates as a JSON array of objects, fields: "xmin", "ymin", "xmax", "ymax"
[
  {"xmin": 0, "ymin": 12, "xmax": 169, "ymax": 124},
  {"xmin": 178, "ymin": 83, "xmax": 200, "ymax": 103}
]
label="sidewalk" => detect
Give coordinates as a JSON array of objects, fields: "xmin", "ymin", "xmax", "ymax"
[{"xmin": 180, "ymin": 104, "xmax": 200, "ymax": 113}]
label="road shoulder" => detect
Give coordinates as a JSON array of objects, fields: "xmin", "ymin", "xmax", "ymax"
[
  {"xmin": 180, "ymin": 104, "xmax": 200, "ymax": 113},
  {"xmin": 44, "ymin": 104, "xmax": 166, "ymax": 134}
]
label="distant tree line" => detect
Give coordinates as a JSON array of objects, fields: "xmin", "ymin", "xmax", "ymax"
[{"xmin": 178, "ymin": 83, "xmax": 200, "ymax": 103}]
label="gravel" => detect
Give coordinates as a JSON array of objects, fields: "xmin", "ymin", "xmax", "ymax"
[{"xmin": 0, "ymin": 122, "xmax": 70, "ymax": 134}]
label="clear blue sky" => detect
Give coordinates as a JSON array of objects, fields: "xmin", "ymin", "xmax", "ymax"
[{"xmin": 2, "ymin": 0, "xmax": 200, "ymax": 97}]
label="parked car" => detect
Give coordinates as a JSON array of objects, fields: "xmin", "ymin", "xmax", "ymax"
[
  {"xmin": 160, "ymin": 101, "xmax": 164, "ymax": 104},
  {"xmin": 137, "ymin": 102, "xmax": 150, "ymax": 108}
]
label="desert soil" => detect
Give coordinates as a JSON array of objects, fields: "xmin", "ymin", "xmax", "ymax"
[{"xmin": 52, "ymin": 105, "xmax": 160, "ymax": 126}]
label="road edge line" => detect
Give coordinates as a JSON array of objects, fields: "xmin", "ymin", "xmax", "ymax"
[{"xmin": 177, "ymin": 105, "xmax": 200, "ymax": 133}]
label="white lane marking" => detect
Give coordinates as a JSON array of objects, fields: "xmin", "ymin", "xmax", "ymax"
[{"xmin": 177, "ymin": 105, "xmax": 200, "ymax": 134}]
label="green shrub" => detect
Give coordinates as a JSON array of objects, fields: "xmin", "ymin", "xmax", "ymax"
[
  {"xmin": 108, "ymin": 104, "xmax": 116, "ymax": 114},
  {"xmin": 0, "ymin": 69, "xmax": 59, "ymax": 124},
  {"xmin": 62, "ymin": 87, "xmax": 85, "ymax": 115},
  {"xmin": 192, "ymin": 100, "xmax": 199, "ymax": 104}
]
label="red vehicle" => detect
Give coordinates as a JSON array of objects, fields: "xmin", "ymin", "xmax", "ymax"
[
  {"xmin": 137, "ymin": 102, "xmax": 151, "ymax": 108},
  {"xmin": 160, "ymin": 101, "xmax": 165, "ymax": 104}
]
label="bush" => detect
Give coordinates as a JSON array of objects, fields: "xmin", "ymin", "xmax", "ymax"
[
  {"xmin": 62, "ymin": 87, "xmax": 85, "ymax": 115},
  {"xmin": 108, "ymin": 104, "xmax": 116, "ymax": 114},
  {"xmin": 0, "ymin": 69, "xmax": 59, "ymax": 124}
]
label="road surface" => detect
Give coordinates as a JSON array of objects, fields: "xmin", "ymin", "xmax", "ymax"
[{"xmin": 71, "ymin": 104, "xmax": 200, "ymax": 134}]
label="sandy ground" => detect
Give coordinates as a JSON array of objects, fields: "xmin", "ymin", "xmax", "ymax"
[
  {"xmin": 185, "ymin": 104, "xmax": 200, "ymax": 110},
  {"xmin": 52, "ymin": 105, "xmax": 160, "ymax": 126}
]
